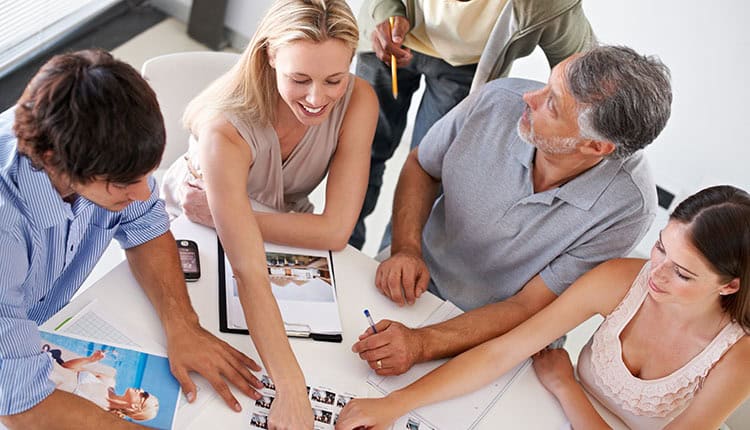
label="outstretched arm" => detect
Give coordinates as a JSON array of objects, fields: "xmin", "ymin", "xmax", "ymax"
[
  {"xmin": 60, "ymin": 350, "xmax": 105, "ymax": 372},
  {"xmin": 339, "ymin": 259, "xmax": 639, "ymax": 429},
  {"xmin": 354, "ymin": 274, "xmax": 556, "ymax": 375},
  {"xmin": 197, "ymin": 122, "xmax": 312, "ymax": 429}
]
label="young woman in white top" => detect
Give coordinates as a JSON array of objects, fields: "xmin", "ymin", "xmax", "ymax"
[{"xmin": 336, "ymin": 185, "xmax": 750, "ymax": 430}]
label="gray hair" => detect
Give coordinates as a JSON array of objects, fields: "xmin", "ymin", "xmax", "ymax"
[{"xmin": 566, "ymin": 46, "xmax": 672, "ymax": 159}]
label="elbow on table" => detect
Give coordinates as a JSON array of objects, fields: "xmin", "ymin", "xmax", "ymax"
[
  {"xmin": 312, "ymin": 217, "xmax": 353, "ymax": 251},
  {"xmin": 323, "ymin": 233, "xmax": 349, "ymax": 252}
]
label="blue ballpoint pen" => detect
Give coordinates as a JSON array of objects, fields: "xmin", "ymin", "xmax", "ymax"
[{"xmin": 363, "ymin": 309, "xmax": 378, "ymax": 333}]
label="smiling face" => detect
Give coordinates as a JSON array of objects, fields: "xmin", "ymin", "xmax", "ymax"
[
  {"xmin": 648, "ymin": 220, "xmax": 739, "ymax": 305},
  {"xmin": 270, "ymin": 38, "xmax": 352, "ymax": 126},
  {"xmin": 517, "ymin": 55, "xmax": 583, "ymax": 154}
]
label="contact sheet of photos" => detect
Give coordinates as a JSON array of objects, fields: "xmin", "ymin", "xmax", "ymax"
[{"xmin": 249, "ymin": 374, "xmax": 357, "ymax": 429}]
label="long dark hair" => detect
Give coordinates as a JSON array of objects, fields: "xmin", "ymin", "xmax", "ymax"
[{"xmin": 671, "ymin": 185, "xmax": 750, "ymax": 332}]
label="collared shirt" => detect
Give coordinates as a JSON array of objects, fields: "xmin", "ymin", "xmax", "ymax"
[
  {"xmin": 0, "ymin": 109, "xmax": 169, "ymax": 415},
  {"xmin": 417, "ymin": 78, "xmax": 657, "ymax": 311}
]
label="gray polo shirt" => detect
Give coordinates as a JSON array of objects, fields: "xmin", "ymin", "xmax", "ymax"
[{"xmin": 418, "ymin": 78, "xmax": 656, "ymax": 311}]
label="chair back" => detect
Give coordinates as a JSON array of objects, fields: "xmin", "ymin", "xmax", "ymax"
[{"xmin": 141, "ymin": 51, "xmax": 240, "ymax": 170}]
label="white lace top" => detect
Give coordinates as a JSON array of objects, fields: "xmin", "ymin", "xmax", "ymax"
[{"xmin": 577, "ymin": 262, "xmax": 745, "ymax": 429}]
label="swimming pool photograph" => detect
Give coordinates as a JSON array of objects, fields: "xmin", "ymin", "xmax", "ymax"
[{"xmin": 39, "ymin": 331, "xmax": 180, "ymax": 430}]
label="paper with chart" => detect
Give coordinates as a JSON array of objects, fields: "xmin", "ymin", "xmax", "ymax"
[
  {"xmin": 248, "ymin": 373, "xmax": 360, "ymax": 429},
  {"xmin": 54, "ymin": 299, "xmax": 215, "ymax": 427},
  {"xmin": 367, "ymin": 300, "xmax": 532, "ymax": 430}
]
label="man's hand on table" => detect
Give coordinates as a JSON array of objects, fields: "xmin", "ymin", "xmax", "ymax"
[
  {"xmin": 351, "ymin": 320, "xmax": 424, "ymax": 376},
  {"xmin": 375, "ymin": 250, "xmax": 430, "ymax": 306},
  {"xmin": 167, "ymin": 324, "xmax": 264, "ymax": 411}
]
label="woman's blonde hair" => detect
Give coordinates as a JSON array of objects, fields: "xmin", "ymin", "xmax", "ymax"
[{"xmin": 183, "ymin": 0, "xmax": 358, "ymax": 131}]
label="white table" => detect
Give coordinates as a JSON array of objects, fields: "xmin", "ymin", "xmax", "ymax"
[{"xmin": 42, "ymin": 217, "xmax": 625, "ymax": 429}]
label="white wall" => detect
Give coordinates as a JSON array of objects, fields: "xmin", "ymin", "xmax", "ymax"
[
  {"xmin": 162, "ymin": 0, "xmax": 750, "ymax": 199},
  {"xmin": 509, "ymin": 0, "xmax": 750, "ymax": 257},
  {"xmin": 511, "ymin": 0, "xmax": 750, "ymax": 200},
  {"xmin": 223, "ymin": 0, "xmax": 365, "ymax": 41}
]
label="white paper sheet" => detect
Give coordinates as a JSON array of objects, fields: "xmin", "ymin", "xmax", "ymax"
[{"xmin": 367, "ymin": 300, "xmax": 531, "ymax": 430}]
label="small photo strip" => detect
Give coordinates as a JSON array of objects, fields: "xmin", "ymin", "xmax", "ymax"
[
  {"xmin": 313, "ymin": 408, "xmax": 333, "ymax": 425},
  {"xmin": 335, "ymin": 394, "xmax": 353, "ymax": 408},
  {"xmin": 250, "ymin": 412, "xmax": 269, "ymax": 429},
  {"xmin": 255, "ymin": 395, "xmax": 274, "ymax": 410},
  {"xmin": 405, "ymin": 416, "xmax": 436, "ymax": 430},
  {"xmin": 261, "ymin": 374, "xmax": 276, "ymax": 391},
  {"xmin": 311, "ymin": 387, "xmax": 336, "ymax": 406}
]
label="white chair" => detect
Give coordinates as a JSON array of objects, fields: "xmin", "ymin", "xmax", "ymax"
[{"xmin": 140, "ymin": 51, "xmax": 241, "ymax": 172}]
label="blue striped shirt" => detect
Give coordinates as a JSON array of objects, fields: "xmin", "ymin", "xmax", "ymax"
[{"xmin": 0, "ymin": 109, "xmax": 169, "ymax": 415}]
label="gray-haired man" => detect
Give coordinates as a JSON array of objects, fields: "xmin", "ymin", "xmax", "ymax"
[{"xmin": 352, "ymin": 46, "xmax": 673, "ymax": 375}]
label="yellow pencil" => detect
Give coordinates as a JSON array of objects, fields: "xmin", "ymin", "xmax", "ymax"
[{"xmin": 389, "ymin": 16, "xmax": 398, "ymax": 99}]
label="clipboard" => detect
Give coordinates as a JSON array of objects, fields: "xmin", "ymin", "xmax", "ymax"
[{"xmin": 218, "ymin": 239, "xmax": 343, "ymax": 343}]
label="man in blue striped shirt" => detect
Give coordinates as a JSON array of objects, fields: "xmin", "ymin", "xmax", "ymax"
[{"xmin": 0, "ymin": 50, "xmax": 263, "ymax": 429}]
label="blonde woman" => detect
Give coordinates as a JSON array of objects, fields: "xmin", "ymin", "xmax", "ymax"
[
  {"xmin": 161, "ymin": 1, "xmax": 377, "ymax": 428},
  {"xmin": 162, "ymin": 0, "xmax": 377, "ymax": 251}
]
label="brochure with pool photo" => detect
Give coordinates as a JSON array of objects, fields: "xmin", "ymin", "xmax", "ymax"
[
  {"xmin": 218, "ymin": 239, "xmax": 343, "ymax": 342},
  {"xmin": 39, "ymin": 331, "xmax": 181, "ymax": 430}
]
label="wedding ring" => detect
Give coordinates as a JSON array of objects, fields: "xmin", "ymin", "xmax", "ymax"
[{"xmin": 376, "ymin": 359, "xmax": 383, "ymax": 369}]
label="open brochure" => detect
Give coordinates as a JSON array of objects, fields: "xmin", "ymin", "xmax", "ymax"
[
  {"xmin": 367, "ymin": 300, "xmax": 532, "ymax": 430},
  {"xmin": 218, "ymin": 239, "xmax": 343, "ymax": 342},
  {"xmin": 52, "ymin": 300, "xmax": 215, "ymax": 428},
  {"xmin": 38, "ymin": 330, "xmax": 181, "ymax": 430}
]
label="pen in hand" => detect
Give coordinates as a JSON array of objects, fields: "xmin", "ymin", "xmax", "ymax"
[{"xmin": 363, "ymin": 309, "xmax": 378, "ymax": 333}]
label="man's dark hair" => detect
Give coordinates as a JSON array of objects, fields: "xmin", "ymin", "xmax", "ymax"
[
  {"xmin": 566, "ymin": 45, "xmax": 672, "ymax": 159},
  {"xmin": 13, "ymin": 49, "xmax": 165, "ymax": 183}
]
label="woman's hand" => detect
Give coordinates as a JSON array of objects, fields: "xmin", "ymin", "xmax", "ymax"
[
  {"xmin": 267, "ymin": 385, "xmax": 313, "ymax": 430},
  {"xmin": 180, "ymin": 179, "xmax": 215, "ymax": 227},
  {"xmin": 335, "ymin": 397, "xmax": 400, "ymax": 430},
  {"xmin": 532, "ymin": 348, "xmax": 577, "ymax": 398}
]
